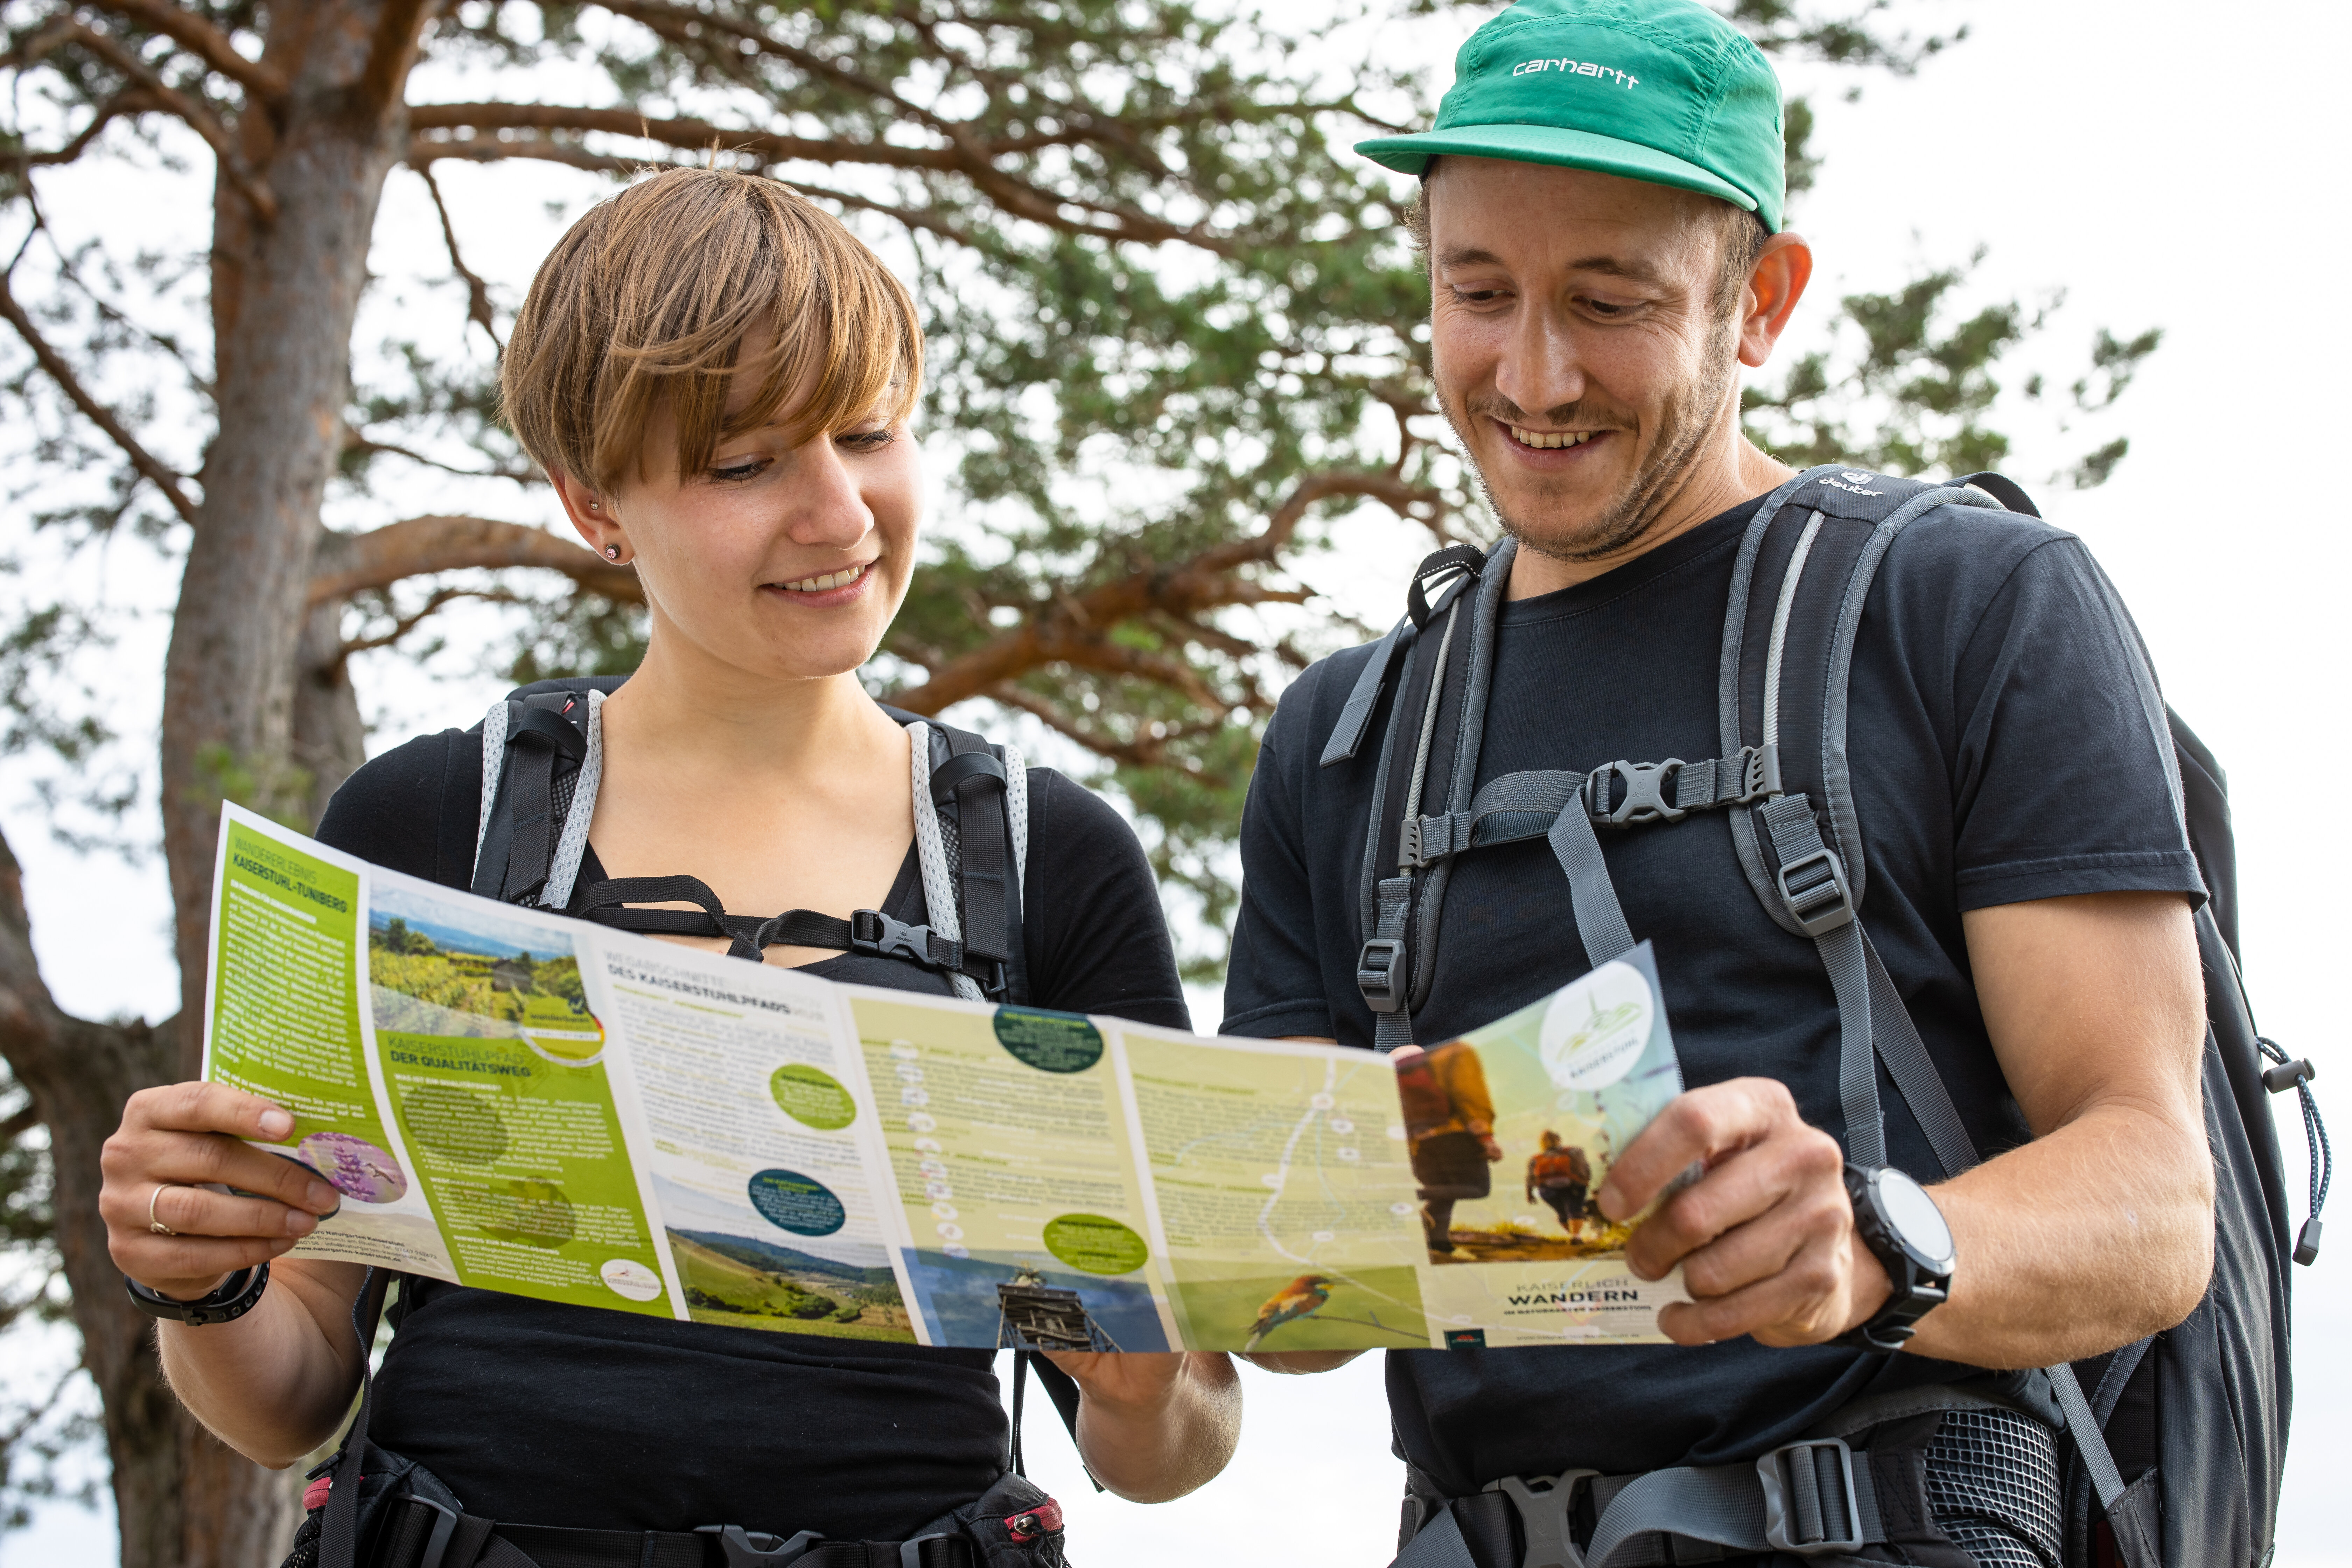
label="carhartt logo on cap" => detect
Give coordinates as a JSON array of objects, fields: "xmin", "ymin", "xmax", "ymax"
[{"xmin": 1513, "ymin": 57, "xmax": 1640, "ymax": 89}]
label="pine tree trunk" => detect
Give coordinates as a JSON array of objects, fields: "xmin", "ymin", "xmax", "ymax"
[{"xmin": 45, "ymin": 0, "xmax": 433, "ymax": 1561}]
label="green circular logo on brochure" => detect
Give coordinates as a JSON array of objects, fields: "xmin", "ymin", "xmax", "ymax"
[
  {"xmin": 769, "ymin": 1064, "xmax": 857, "ymax": 1130},
  {"xmin": 748, "ymin": 1169, "xmax": 847, "ymax": 1237},
  {"xmin": 1043, "ymin": 1213, "xmax": 1147, "ymax": 1275},
  {"xmin": 994, "ymin": 1007, "xmax": 1103, "ymax": 1073}
]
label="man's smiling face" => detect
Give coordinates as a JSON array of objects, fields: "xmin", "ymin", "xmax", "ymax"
[{"xmin": 1426, "ymin": 156, "xmax": 1760, "ymax": 569}]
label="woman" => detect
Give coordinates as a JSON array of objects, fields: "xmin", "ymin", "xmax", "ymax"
[{"xmin": 98, "ymin": 169, "xmax": 1237, "ymax": 1563}]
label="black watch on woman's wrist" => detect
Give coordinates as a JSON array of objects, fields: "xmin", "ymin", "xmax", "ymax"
[
  {"xmin": 123, "ymin": 1262, "xmax": 272, "ymax": 1326},
  {"xmin": 1835, "ymin": 1165, "xmax": 1954, "ymax": 1353}
]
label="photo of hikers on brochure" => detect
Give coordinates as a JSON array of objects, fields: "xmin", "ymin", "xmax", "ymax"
[{"xmin": 1404, "ymin": 954, "xmax": 1681, "ymax": 1266}]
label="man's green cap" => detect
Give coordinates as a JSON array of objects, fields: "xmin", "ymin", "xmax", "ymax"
[{"xmin": 1356, "ymin": 0, "xmax": 1787, "ymax": 233}]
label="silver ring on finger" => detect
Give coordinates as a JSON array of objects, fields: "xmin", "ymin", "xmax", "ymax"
[{"xmin": 148, "ymin": 1181, "xmax": 185, "ymax": 1237}]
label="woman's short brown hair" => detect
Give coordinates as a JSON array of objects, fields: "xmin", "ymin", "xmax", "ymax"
[{"xmin": 502, "ymin": 168, "xmax": 923, "ymax": 493}]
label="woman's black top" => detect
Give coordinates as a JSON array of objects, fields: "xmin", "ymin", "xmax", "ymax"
[{"xmin": 314, "ymin": 722, "xmax": 1189, "ymax": 1538}]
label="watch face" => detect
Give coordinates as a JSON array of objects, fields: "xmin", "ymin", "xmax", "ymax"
[{"xmin": 1877, "ymin": 1168, "xmax": 1955, "ymax": 1272}]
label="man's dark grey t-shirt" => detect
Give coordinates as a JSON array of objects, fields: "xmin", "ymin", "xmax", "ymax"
[{"xmin": 1220, "ymin": 493, "xmax": 2205, "ymax": 1493}]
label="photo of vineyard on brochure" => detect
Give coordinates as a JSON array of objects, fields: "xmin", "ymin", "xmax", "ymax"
[{"xmin": 203, "ymin": 803, "xmax": 1688, "ymax": 1351}]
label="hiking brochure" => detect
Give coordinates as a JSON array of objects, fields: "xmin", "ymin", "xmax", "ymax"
[{"xmin": 203, "ymin": 803, "xmax": 1692, "ymax": 1353}]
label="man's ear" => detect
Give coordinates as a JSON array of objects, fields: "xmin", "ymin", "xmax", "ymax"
[{"xmin": 1738, "ymin": 232, "xmax": 1814, "ymax": 370}]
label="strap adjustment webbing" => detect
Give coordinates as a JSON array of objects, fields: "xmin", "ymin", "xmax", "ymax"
[
  {"xmin": 575, "ymin": 877, "xmax": 992, "ymax": 989},
  {"xmin": 1394, "ymin": 748, "xmax": 1780, "ymax": 871}
]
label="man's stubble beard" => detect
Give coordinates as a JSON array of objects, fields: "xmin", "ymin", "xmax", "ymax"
[{"xmin": 1442, "ymin": 319, "xmax": 1741, "ymax": 566}]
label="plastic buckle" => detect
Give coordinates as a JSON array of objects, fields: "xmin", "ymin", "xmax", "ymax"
[
  {"xmin": 1586, "ymin": 759, "xmax": 1686, "ymax": 827},
  {"xmin": 695, "ymin": 1525, "xmax": 824, "ymax": 1567},
  {"xmin": 1757, "ymin": 1438, "xmax": 1863, "ymax": 1556},
  {"xmin": 1734, "ymin": 744, "xmax": 1782, "ymax": 804},
  {"xmin": 1775, "ymin": 846, "xmax": 1854, "ymax": 937},
  {"xmin": 1357, "ymin": 938, "xmax": 1406, "ymax": 1013},
  {"xmin": 851, "ymin": 909, "xmax": 934, "ymax": 966},
  {"xmin": 1483, "ymin": 1469, "xmax": 1599, "ymax": 1568}
]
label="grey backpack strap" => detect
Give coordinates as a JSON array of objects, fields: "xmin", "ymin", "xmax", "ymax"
[
  {"xmin": 1351, "ymin": 544, "xmax": 1500, "ymax": 1051},
  {"xmin": 1726, "ymin": 468, "xmax": 2159, "ymax": 1568}
]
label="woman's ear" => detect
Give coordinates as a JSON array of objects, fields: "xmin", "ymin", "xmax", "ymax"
[{"xmin": 552, "ymin": 470, "xmax": 629, "ymax": 563}]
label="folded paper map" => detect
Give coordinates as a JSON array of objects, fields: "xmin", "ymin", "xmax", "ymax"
[{"xmin": 204, "ymin": 803, "xmax": 1690, "ymax": 1352}]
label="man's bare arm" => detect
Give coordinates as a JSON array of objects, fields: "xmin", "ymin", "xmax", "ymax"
[{"xmin": 1604, "ymin": 891, "xmax": 2212, "ymax": 1367}]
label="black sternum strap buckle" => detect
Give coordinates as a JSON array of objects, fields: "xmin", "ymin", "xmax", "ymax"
[
  {"xmin": 851, "ymin": 909, "xmax": 953, "ymax": 969},
  {"xmin": 1775, "ymin": 846, "xmax": 1854, "ymax": 937},
  {"xmin": 695, "ymin": 1525, "xmax": 824, "ymax": 1566},
  {"xmin": 1357, "ymin": 937, "xmax": 1406, "ymax": 1013},
  {"xmin": 1584, "ymin": 758, "xmax": 1686, "ymax": 827},
  {"xmin": 1757, "ymin": 1438, "xmax": 1864, "ymax": 1556}
]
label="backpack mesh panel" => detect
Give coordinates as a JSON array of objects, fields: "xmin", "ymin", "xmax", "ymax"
[{"xmin": 1923, "ymin": 1408, "xmax": 2064, "ymax": 1568}]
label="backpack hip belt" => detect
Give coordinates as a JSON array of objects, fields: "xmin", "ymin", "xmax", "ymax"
[
  {"xmin": 1392, "ymin": 1383, "xmax": 2058, "ymax": 1568},
  {"xmin": 289, "ymin": 1273, "xmax": 1075, "ymax": 1568},
  {"xmin": 1330, "ymin": 465, "xmax": 2326, "ymax": 1568}
]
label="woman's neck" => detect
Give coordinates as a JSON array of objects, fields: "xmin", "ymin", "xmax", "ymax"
[{"xmin": 598, "ymin": 636, "xmax": 903, "ymax": 785}]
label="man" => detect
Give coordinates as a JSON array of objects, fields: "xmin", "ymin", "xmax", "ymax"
[
  {"xmin": 1397, "ymin": 1041, "xmax": 1503, "ymax": 1260},
  {"xmin": 1220, "ymin": 1, "xmax": 2214, "ymax": 1563},
  {"xmin": 1525, "ymin": 1131, "xmax": 1592, "ymax": 1240}
]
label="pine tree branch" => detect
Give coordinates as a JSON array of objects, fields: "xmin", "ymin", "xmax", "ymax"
[
  {"xmin": 0, "ymin": 264, "xmax": 197, "ymax": 525},
  {"xmin": 57, "ymin": 21, "xmax": 276, "ymax": 218},
  {"xmin": 306, "ymin": 515, "xmax": 643, "ymax": 606},
  {"xmin": 80, "ymin": 0, "xmax": 287, "ymax": 99},
  {"xmin": 356, "ymin": 0, "xmax": 433, "ymax": 119},
  {"xmin": 6, "ymin": 87, "xmax": 150, "ymax": 166},
  {"xmin": 407, "ymin": 102, "xmax": 962, "ymax": 172},
  {"xmin": 337, "ymin": 585, "xmax": 524, "ymax": 660},
  {"xmin": 478, "ymin": 0, "xmax": 1241, "ymax": 254},
  {"xmin": 414, "ymin": 165, "xmax": 499, "ymax": 350},
  {"xmin": 979, "ymin": 684, "xmax": 1203, "ymax": 770},
  {"xmin": 406, "ymin": 136, "xmax": 641, "ymax": 176},
  {"xmin": 887, "ymin": 469, "xmax": 1402, "ymax": 715}
]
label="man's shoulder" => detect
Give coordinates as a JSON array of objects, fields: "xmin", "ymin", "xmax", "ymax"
[
  {"xmin": 1265, "ymin": 634, "xmax": 1389, "ymax": 758},
  {"xmin": 1862, "ymin": 493, "xmax": 2091, "ymax": 633}
]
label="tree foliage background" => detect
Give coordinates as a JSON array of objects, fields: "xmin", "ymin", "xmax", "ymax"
[{"xmin": 0, "ymin": 0, "xmax": 2154, "ymax": 1559}]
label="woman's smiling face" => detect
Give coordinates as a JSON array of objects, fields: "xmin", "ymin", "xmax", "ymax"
[{"xmin": 575, "ymin": 360, "xmax": 922, "ymax": 686}]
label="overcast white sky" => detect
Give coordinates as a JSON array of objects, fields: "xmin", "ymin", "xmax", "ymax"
[{"xmin": 8, "ymin": 0, "xmax": 2349, "ymax": 1560}]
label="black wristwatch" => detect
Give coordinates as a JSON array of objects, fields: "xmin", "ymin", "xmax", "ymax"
[
  {"xmin": 1836, "ymin": 1165, "xmax": 1954, "ymax": 1353},
  {"xmin": 124, "ymin": 1263, "xmax": 272, "ymax": 1326}
]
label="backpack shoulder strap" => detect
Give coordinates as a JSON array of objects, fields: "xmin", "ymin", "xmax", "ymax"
[
  {"xmin": 1720, "ymin": 465, "xmax": 1999, "ymax": 931},
  {"xmin": 470, "ymin": 683, "xmax": 605, "ymax": 907},
  {"xmin": 1352, "ymin": 542, "xmax": 1512, "ymax": 1050},
  {"xmin": 883, "ymin": 706, "xmax": 1031, "ymax": 1006}
]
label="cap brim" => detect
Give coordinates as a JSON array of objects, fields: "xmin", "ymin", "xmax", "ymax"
[{"xmin": 1353, "ymin": 123, "xmax": 1758, "ymax": 217}]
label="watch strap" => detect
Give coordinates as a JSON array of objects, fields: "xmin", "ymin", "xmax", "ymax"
[{"xmin": 124, "ymin": 1262, "xmax": 271, "ymax": 1326}]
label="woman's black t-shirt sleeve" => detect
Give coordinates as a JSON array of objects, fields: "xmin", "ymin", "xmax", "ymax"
[
  {"xmin": 1019, "ymin": 769, "xmax": 1189, "ymax": 1028},
  {"xmin": 314, "ymin": 734, "xmax": 1189, "ymax": 1026},
  {"xmin": 315, "ymin": 727, "xmax": 484, "ymax": 886}
]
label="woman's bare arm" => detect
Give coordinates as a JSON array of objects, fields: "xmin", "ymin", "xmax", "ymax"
[{"xmin": 102, "ymin": 1083, "xmax": 371, "ymax": 1466}]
